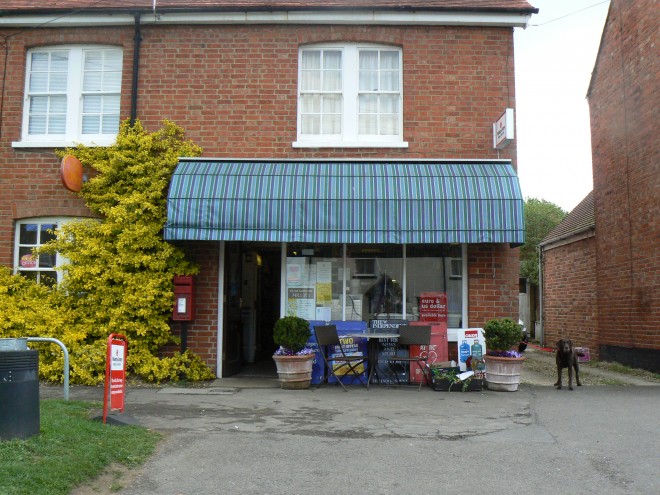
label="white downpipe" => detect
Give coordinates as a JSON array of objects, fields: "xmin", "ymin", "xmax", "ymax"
[
  {"xmin": 342, "ymin": 244, "xmax": 347, "ymax": 321},
  {"xmin": 280, "ymin": 242, "xmax": 287, "ymax": 317},
  {"xmin": 402, "ymin": 244, "xmax": 407, "ymax": 320},
  {"xmin": 216, "ymin": 241, "xmax": 225, "ymax": 378},
  {"xmin": 462, "ymin": 244, "xmax": 468, "ymax": 328}
]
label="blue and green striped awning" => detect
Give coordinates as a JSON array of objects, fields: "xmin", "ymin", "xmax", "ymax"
[{"xmin": 164, "ymin": 160, "xmax": 525, "ymax": 245}]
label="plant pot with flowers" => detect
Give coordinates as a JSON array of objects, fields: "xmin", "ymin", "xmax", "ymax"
[
  {"xmin": 482, "ymin": 317, "xmax": 526, "ymax": 392},
  {"xmin": 272, "ymin": 316, "xmax": 315, "ymax": 390}
]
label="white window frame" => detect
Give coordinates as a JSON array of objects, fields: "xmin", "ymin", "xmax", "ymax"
[
  {"xmin": 14, "ymin": 45, "xmax": 123, "ymax": 149},
  {"xmin": 294, "ymin": 43, "xmax": 408, "ymax": 148},
  {"xmin": 13, "ymin": 217, "xmax": 71, "ymax": 285}
]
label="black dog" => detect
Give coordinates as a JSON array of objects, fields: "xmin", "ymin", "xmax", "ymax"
[{"xmin": 554, "ymin": 339, "xmax": 582, "ymax": 390}]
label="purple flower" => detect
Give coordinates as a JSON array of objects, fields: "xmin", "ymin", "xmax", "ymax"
[
  {"xmin": 487, "ymin": 350, "xmax": 523, "ymax": 358},
  {"xmin": 274, "ymin": 346, "xmax": 313, "ymax": 356}
]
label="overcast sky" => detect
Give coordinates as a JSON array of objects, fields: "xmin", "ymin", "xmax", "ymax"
[{"xmin": 514, "ymin": 0, "xmax": 610, "ymax": 212}]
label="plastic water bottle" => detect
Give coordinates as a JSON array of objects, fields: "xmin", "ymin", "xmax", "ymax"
[{"xmin": 459, "ymin": 340, "xmax": 470, "ymax": 363}]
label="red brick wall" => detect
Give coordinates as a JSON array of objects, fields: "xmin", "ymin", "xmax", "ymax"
[
  {"xmin": 0, "ymin": 27, "xmax": 135, "ymax": 265},
  {"xmin": 1, "ymin": 23, "xmax": 517, "ymax": 265},
  {"xmin": 542, "ymin": 236, "xmax": 598, "ymax": 356},
  {"xmin": 467, "ymin": 244, "xmax": 520, "ymax": 326},
  {"xmin": 588, "ymin": 0, "xmax": 659, "ymax": 357},
  {"xmin": 0, "ymin": 22, "xmax": 521, "ymax": 371},
  {"xmin": 162, "ymin": 242, "xmax": 221, "ymax": 368}
]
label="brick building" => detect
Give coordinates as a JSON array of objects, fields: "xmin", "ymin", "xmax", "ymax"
[
  {"xmin": 539, "ymin": 192, "xmax": 597, "ymax": 354},
  {"xmin": 0, "ymin": 1, "xmax": 537, "ymax": 377},
  {"xmin": 540, "ymin": 0, "xmax": 659, "ymax": 372}
]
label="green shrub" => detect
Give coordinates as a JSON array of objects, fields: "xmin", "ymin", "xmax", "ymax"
[
  {"xmin": 273, "ymin": 316, "xmax": 311, "ymax": 353},
  {"xmin": 483, "ymin": 317, "xmax": 522, "ymax": 353}
]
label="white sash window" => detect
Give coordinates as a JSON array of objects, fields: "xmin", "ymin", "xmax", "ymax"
[{"xmin": 295, "ymin": 44, "xmax": 406, "ymax": 148}]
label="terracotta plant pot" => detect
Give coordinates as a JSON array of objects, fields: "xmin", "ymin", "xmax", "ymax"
[
  {"xmin": 272, "ymin": 353, "xmax": 315, "ymax": 390},
  {"xmin": 483, "ymin": 355, "xmax": 526, "ymax": 392}
]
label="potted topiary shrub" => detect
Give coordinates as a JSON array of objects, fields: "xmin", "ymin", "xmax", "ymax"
[
  {"xmin": 272, "ymin": 316, "xmax": 314, "ymax": 390},
  {"xmin": 482, "ymin": 317, "xmax": 526, "ymax": 391}
]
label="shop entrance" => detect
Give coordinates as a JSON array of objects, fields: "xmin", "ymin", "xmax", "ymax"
[{"xmin": 222, "ymin": 243, "xmax": 281, "ymax": 378}]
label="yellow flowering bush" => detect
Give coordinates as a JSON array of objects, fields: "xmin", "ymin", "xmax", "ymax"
[{"xmin": 0, "ymin": 121, "xmax": 214, "ymax": 384}]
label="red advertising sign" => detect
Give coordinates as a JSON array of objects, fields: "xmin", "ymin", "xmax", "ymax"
[
  {"xmin": 418, "ymin": 292, "xmax": 448, "ymax": 322},
  {"xmin": 409, "ymin": 322, "xmax": 449, "ymax": 384},
  {"xmin": 103, "ymin": 333, "xmax": 127, "ymax": 424}
]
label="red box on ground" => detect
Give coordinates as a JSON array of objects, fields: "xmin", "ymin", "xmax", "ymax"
[{"xmin": 409, "ymin": 322, "xmax": 448, "ymax": 384}]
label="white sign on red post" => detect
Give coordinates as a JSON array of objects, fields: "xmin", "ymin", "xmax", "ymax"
[{"xmin": 103, "ymin": 333, "xmax": 127, "ymax": 424}]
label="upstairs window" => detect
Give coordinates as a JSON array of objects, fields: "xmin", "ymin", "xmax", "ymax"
[
  {"xmin": 295, "ymin": 44, "xmax": 406, "ymax": 148},
  {"xmin": 18, "ymin": 46, "xmax": 123, "ymax": 147}
]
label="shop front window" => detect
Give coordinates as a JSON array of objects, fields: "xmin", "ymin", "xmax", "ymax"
[
  {"xmin": 346, "ymin": 244, "xmax": 403, "ymax": 320},
  {"xmin": 285, "ymin": 243, "xmax": 463, "ymax": 327},
  {"xmin": 405, "ymin": 244, "xmax": 462, "ymax": 327},
  {"xmin": 285, "ymin": 244, "xmax": 344, "ymax": 321}
]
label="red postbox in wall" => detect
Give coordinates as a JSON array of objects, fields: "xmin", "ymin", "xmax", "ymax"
[{"xmin": 172, "ymin": 275, "xmax": 195, "ymax": 321}]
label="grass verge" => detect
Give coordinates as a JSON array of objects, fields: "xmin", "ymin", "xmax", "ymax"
[{"xmin": 0, "ymin": 399, "xmax": 161, "ymax": 495}]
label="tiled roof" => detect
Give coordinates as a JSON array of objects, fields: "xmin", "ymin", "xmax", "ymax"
[
  {"xmin": 1, "ymin": 1, "xmax": 539, "ymax": 14},
  {"xmin": 541, "ymin": 191, "xmax": 595, "ymax": 246}
]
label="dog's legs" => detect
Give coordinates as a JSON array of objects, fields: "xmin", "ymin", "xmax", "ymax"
[
  {"xmin": 575, "ymin": 360, "xmax": 582, "ymax": 387},
  {"xmin": 568, "ymin": 363, "xmax": 574, "ymax": 390},
  {"xmin": 555, "ymin": 367, "xmax": 562, "ymax": 390}
]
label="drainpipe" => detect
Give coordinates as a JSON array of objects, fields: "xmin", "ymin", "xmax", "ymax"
[
  {"xmin": 130, "ymin": 14, "xmax": 142, "ymax": 126},
  {"xmin": 538, "ymin": 245, "xmax": 544, "ymax": 347}
]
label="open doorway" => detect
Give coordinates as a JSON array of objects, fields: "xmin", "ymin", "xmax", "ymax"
[{"xmin": 222, "ymin": 242, "xmax": 281, "ymax": 378}]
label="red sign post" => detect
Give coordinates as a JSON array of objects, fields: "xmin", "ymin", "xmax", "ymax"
[{"xmin": 103, "ymin": 333, "xmax": 127, "ymax": 424}]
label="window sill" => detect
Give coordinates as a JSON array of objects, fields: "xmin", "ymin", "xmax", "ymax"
[
  {"xmin": 292, "ymin": 141, "xmax": 409, "ymax": 149},
  {"xmin": 12, "ymin": 139, "xmax": 116, "ymax": 149}
]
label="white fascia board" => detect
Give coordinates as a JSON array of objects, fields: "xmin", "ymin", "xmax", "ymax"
[
  {"xmin": 0, "ymin": 14, "xmax": 135, "ymax": 28},
  {"xmin": 0, "ymin": 11, "xmax": 532, "ymax": 28}
]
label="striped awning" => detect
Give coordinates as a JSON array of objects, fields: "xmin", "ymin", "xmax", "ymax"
[{"xmin": 164, "ymin": 160, "xmax": 525, "ymax": 245}]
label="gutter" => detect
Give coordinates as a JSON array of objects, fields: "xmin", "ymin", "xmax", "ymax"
[
  {"xmin": 0, "ymin": 10, "xmax": 535, "ymax": 29},
  {"xmin": 539, "ymin": 226, "xmax": 596, "ymax": 250}
]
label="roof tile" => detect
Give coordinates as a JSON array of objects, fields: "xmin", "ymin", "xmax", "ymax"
[{"xmin": 542, "ymin": 191, "xmax": 595, "ymax": 246}]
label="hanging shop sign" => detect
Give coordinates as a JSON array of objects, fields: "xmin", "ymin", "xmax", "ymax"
[{"xmin": 493, "ymin": 108, "xmax": 515, "ymax": 149}]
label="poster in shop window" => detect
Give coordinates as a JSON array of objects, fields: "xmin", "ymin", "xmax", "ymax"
[
  {"xmin": 287, "ymin": 287, "xmax": 316, "ymax": 320},
  {"xmin": 418, "ymin": 292, "xmax": 447, "ymax": 322}
]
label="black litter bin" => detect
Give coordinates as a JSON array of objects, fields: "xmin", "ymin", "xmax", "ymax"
[{"xmin": 0, "ymin": 349, "xmax": 40, "ymax": 440}]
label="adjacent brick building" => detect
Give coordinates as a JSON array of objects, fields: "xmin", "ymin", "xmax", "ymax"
[
  {"xmin": 541, "ymin": 0, "xmax": 658, "ymax": 372},
  {"xmin": 0, "ymin": 1, "xmax": 537, "ymax": 377},
  {"xmin": 540, "ymin": 192, "xmax": 598, "ymax": 355}
]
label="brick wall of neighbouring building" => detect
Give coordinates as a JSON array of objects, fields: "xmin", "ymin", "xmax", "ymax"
[
  {"xmin": 542, "ymin": 236, "xmax": 598, "ymax": 357},
  {"xmin": 588, "ymin": 0, "xmax": 659, "ymax": 370}
]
